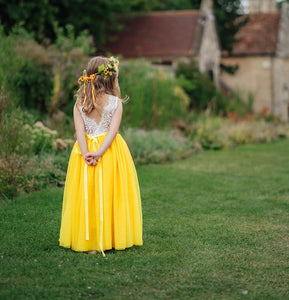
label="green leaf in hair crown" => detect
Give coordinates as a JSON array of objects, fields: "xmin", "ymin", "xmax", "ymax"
[{"xmin": 97, "ymin": 57, "xmax": 119, "ymax": 78}]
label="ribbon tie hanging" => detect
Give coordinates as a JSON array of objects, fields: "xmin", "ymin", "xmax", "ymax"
[{"xmin": 76, "ymin": 133, "xmax": 107, "ymax": 257}]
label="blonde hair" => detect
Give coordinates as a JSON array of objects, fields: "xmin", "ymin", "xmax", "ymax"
[{"xmin": 76, "ymin": 56, "xmax": 121, "ymax": 114}]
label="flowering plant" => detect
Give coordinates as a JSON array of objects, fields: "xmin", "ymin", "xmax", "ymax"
[{"xmin": 97, "ymin": 56, "xmax": 119, "ymax": 78}]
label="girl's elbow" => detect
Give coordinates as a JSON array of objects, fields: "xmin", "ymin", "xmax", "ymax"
[{"xmin": 109, "ymin": 129, "xmax": 118, "ymax": 138}]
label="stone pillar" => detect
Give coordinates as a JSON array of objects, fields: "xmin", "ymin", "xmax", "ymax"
[
  {"xmin": 281, "ymin": 84, "xmax": 289, "ymax": 122},
  {"xmin": 276, "ymin": 3, "xmax": 289, "ymax": 58},
  {"xmin": 200, "ymin": 0, "xmax": 213, "ymax": 12},
  {"xmin": 199, "ymin": 0, "xmax": 220, "ymax": 88},
  {"xmin": 275, "ymin": 3, "xmax": 289, "ymax": 122}
]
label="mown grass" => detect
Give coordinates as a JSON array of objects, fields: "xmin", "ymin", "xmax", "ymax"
[{"xmin": 1, "ymin": 139, "xmax": 289, "ymax": 299}]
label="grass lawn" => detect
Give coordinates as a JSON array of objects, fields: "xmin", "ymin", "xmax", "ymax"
[{"xmin": 1, "ymin": 139, "xmax": 289, "ymax": 299}]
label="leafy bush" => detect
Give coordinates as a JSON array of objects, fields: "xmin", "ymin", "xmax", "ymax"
[
  {"xmin": 0, "ymin": 86, "xmax": 67, "ymax": 199},
  {"xmin": 51, "ymin": 24, "xmax": 94, "ymax": 115},
  {"xmin": 176, "ymin": 59, "xmax": 252, "ymax": 115},
  {"xmin": 176, "ymin": 60, "xmax": 217, "ymax": 111},
  {"xmin": 123, "ymin": 128, "xmax": 193, "ymax": 165},
  {"xmin": 192, "ymin": 115, "xmax": 289, "ymax": 150},
  {"xmin": 0, "ymin": 27, "xmax": 53, "ymax": 112},
  {"xmin": 0, "ymin": 154, "xmax": 26, "ymax": 199},
  {"xmin": 119, "ymin": 60, "xmax": 189, "ymax": 129},
  {"xmin": 192, "ymin": 116, "xmax": 229, "ymax": 150},
  {"xmin": 220, "ymin": 120, "xmax": 289, "ymax": 145},
  {"xmin": 0, "ymin": 88, "xmax": 57, "ymax": 157},
  {"xmin": 0, "ymin": 25, "xmax": 92, "ymax": 115},
  {"xmin": 0, "ymin": 153, "xmax": 68, "ymax": 200},
  {"xmin": 21, "ymin": 122, "xmax": 57, "ymax": 155},
  {"xmin": 0, "ymin": 88, "xmax": 34, "ymax": 156}
]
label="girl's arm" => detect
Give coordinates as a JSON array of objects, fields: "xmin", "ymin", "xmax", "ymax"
[
  {"xmin": 84, "ymin": 99, "xmax": 123, "ymax": 162},
  {"xmin": 73, "ymin": 104, "xmax": 93, "ymax": 164}
]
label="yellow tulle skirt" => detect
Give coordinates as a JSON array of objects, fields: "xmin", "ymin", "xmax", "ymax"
[{"xmin": 59, "ymin": 133, "xmax": 143, "ymax": 255}]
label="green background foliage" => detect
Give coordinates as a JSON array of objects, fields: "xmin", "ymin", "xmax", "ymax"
[{"xmin": 119, "ymin": 61, "xmax": 189, "ymax": 128}]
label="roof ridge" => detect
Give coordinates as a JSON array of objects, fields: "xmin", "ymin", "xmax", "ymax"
[{"xmin": 130, "ymin": 10, "xmax": 200, "ymax": 17}]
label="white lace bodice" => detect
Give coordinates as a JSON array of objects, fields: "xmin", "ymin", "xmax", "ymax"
[{"xmin": 79, "ymin": 95, "xmax": 119, "ymax": 137}]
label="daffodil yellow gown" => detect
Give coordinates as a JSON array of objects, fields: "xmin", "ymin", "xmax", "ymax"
[{"xmin": 59, "ymin": 95, "xmax": 143, "ymax": 254}]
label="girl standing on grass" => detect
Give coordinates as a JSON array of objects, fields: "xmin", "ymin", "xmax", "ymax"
[{"xmin": 59, "ymin": 56, "xmax": 143, "ymax": 256}]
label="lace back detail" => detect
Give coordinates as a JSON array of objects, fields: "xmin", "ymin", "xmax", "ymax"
[{"xmin": 79, "ymin": 95, "xmax": 119, "ymax": 137}]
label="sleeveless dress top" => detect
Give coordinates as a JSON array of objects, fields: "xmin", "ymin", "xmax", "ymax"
[
  {"xmin": 59, "ymin": 94, "xmax": 143, "ymax": 256},
  {"xmin": 78, "ymin": 94, "xmax": 119, "ymax": 137}
]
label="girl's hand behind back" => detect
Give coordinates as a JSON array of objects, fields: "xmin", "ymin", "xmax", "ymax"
[{"xmin": 84, "ymin": 152, "xmax": 101, "ymax": 166}]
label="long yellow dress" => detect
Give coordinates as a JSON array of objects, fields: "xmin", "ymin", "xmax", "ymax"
[{"xmin": 59, "ymin": 95, "xmax": 143, "ymax": 255}]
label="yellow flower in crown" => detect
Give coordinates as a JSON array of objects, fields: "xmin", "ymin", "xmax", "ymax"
[{"xmin": 97, "ymin": 56, "xmax": 119, "ymax": 78}]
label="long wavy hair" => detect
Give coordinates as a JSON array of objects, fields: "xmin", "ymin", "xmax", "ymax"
[{"xmin": 76, "ymin": 56, "xmax": 121, "ymax": 114}]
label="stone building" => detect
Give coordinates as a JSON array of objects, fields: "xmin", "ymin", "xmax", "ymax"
[
  {"xmin": 248, "ymin": 0, "xmax": 277, "ymax": 13},
  {"xmin": 221, "ymin": 2, "xmax": 289, "ymax": 121},
  {"xmin": 106, "ymin": 1, "xmax": 220, "ymax": 87}
]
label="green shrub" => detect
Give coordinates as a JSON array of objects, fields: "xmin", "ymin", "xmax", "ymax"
[
  {"xmin": 21, "ymin": 123, "xmax": 57, "ymax": 155},
  {"xmin": 0, "ymin": 91, "xmax": 35, "ymax": 156},
  {"xmin": 51, "ymin": 24, "xmax": 94, "ymax": 115},
  {"xmin": 191, "ymin": 115, "xmax": 289, "ymax": 150},
  {"xmin": 176, "ymin": 59, "xmax": 252, "ymax": 115},
  {"xmin": 123, "ymin": 128, "xmax": 193, "ymax": 165},
  {"xmin": 176, "ymin": 60, "xmax": 217, "ymax": 111},
  {"xmin": 0, "ymin": 25, "xmax": 92, "ymax": 115},
  {"xmin": 0, "ymin": 88, "xmax": 57, "ymax": 157},
  {"xmin": 15, "ymin": 58, "xmax": 53, "ymax": 113},
  {"xmin": 0, "ymin": 153, "xmax": 68, "ymax": 200},
  {"xmin": 221, "ymin": 120, "xmax": 289, "ymax": 145},
  {"xmin": 0, "ymin": 154, "xmax": 26, "ymax": 199},
  {"xmin": 119, "ymin": 60, "xmax": 189, "ymax": 129},
  {"xmin": 0, "ymin": 86, "xmax": 65, "ymax": 199},
  {"xmin": 0, "ymin": 27, "xmax": 53, "ymax": 112}
]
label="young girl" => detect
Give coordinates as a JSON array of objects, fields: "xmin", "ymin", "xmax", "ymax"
[{"xmin": 59, "ymin": 56, "xmax": 143, "ymax": 256}]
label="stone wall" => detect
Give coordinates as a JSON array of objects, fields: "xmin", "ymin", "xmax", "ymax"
[
  {"xmin": 221, "ymin": 56, "xmax": 272, "ymax": 113},
  {"xmin": 249, "ymin": 0, "xmax": 277, "ymax": 13}
]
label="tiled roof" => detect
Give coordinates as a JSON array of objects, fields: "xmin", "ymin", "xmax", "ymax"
[
  {"xmin": 232, "ymin": 12, "xmax": 280, "ymax": 56},
  {"xmin": 106, "ymin": 10, "xmax": 200, "ymax": 59}
]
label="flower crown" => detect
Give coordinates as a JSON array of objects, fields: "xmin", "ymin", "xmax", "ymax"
[
  {"xmin": 97, "ymin": 56, "xmax": 119, "ymax": 78},
  {"xmin": 78, "ymin": 56, "xmax": 119, "ymax": 85},
  {"xmin": 78, "ymin": 56, "xmax": 119, "ymax": 105}
]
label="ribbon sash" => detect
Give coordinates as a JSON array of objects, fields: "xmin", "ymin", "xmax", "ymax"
[{"xmin": 79, "ymin": 133, "xmax": 107, "ymax": 257}]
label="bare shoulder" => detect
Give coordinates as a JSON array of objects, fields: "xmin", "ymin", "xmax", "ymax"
[
  {"xmin": 111, "ymin": 96, "xmax": 123, "ymax": 118},
  {"xmin": 115, "ymin": 97, "xmax": 123, "ymax": 110}
]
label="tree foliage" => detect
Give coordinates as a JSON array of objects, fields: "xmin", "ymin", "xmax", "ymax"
[
  {"xmin": 277, "ymin": 0, "xmax": 289, "ymax": 9},
  {"xmin": 213, "ymin": 0, "xmax": 249, "ymax": 53},
  {"xmin": 0, "ymin": 0, "xmax": 248, "ymax": 53},
  {"xmin": 0, "ymin": 0, "xmax": 140, "ymax": 46}
]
